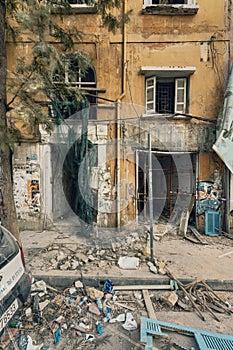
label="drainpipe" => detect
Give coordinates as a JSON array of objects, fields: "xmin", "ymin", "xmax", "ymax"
[{"xmin": 115, "ymin": 0, "xmax": 127, "ymax": 229}]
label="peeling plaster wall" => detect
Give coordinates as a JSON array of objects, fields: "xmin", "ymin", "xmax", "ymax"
[
  {"xmin": 13, "ymin": 143, "xmax": 42, "ymax": 230},
  {"xmin": 7, "ymin": 0, "xmax": 232, "ymax": 229}
]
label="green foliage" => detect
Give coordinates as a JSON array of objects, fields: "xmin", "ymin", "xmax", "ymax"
[{"xmin": 5, "ymin": 0, "xmax": 130, "ymax": 136}]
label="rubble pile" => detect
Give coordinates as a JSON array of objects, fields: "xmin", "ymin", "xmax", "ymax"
[
  {"xmin": 25, "ymin": 224, "xmax": 172, "ymax": 275},
  {"xmin": 3, "ymin": 279, "xmax": 143, "ymax": 350},
  {"xmin": 1, "ymin": 275, "xmax": 232, "ymax": 350}
]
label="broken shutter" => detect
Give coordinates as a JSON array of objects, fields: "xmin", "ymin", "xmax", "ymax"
[
  {"xmin": 175, "ymin": 78, "xmax": 186, "ymax": 113},
  {"xmin": 146, "ymin": 77, "xmax": 156, "ymax": 114}
]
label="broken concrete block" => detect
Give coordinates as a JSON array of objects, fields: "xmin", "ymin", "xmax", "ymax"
[
  {"xmin": 25, "ymin": 307, "xmax": 32, "ymax": 317},
  {"xmin": 118, "ymin": 256, "xmax": 139, "ymax": 269},
  {"xmin": 39, "ymin": 300, "xmax": 50, "ymax": 311},
  {"xmin": 147, "ymin": 261, "xmax": 158, "ymax": 274},
  {"xmin": 88, "ymin": 303, "xmax": 101, "ymax": 316},
  {"xmin": 56, "ymin": 252, "xmax": 66, "ymax": 262},
  {"xmin": 158, "ymin": 268, "xmax": 167, "ymax": 275},
  {"xmin": 59, "ymin": 261, "xmax": 70, "ymax": 270},
  {"xmin": 157, "ymin": 261, "xmax": 166, "ymax": 269},
  {"xmin": 69, "ymin": 287, "xmax": 77, "ymax": 295},
  {"xmin": 133, "ymin": 291, "xmax": 142, "ymax": 300},
  {"xmin": 76, "ymin": 253, "xmax": 89, "ymax": 264},
  {"xmin": 160, "ymin": 292, "xmax": 178, "ymax": 307},
  {"xmin": 87, "ymin": 287, "xmax": 104, "ymax": 300},
  {"xmin": 88, "ymin": 255, "xmax": 95, "ymax": 262},
  {"xmin": 70, "ymin": 260, "xmax": 79, "ymax": 270},
  {"xmin": 74, "ymin": 280, "xmax": 83, "ymax": 289}
]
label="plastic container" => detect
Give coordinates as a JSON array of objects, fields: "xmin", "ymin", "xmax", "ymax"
[{"xmin": 96, "ymin": 297, "xmax": 103, "ymax": 312}]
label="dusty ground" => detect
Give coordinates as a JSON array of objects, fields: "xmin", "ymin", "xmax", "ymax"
[{"xmin": 21, "ymin": 216, "xmax": 233, "ymax": 282}]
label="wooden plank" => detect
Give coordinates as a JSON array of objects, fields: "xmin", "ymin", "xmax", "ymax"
[
  {"xmin": 189, "ymin": 225, "xmax": 208, "ymax": 244},
  {"xmin": 142, "ymin": 289, "xmax": 157, "ymax": 320},
  {"xmin": 114, "ymin": 284, "xmax": 173, "ymax": 291},
  {"xmin": 114, "ymin": 301, "xmax": 135, "ymax": 311},
  {"xmin": 179, "ymin": 197, "xmax": 195, "ymax": 237}
]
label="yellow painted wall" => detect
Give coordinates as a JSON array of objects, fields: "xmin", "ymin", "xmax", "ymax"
[{"xmin": 6, "ymin": 0, "xmax": 231, "ymax": 228}]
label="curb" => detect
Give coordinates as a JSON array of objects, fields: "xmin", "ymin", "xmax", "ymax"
[{"xmin": 33, "ymin": 274, "xmax": 233, "ymax": 291}]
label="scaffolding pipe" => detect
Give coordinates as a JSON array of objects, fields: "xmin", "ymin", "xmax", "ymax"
[{"xmin": 148, "ymin": 131, "xmax": 154, "ymax": 262}]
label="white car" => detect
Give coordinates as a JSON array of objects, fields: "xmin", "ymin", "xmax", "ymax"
[{"xmin": 0, "ymin": 225, "xmax": 31, "ymax": 333}]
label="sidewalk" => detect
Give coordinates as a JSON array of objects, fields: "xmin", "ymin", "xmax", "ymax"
[{"xmin": 20, "ymin": 216, "xmax": 233, "ymax": 290}]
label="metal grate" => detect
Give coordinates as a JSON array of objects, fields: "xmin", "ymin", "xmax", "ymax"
[
  {"xmin": 140, "ymin": 317, "xmax": 233, "ymax": 350},
  {"xmin": 205, "ymin": 211, "xmax": 221, "ymax": 235},
  {"xmin": 195, "ymin": 333, "xmax": 233, "ymax": 350}
]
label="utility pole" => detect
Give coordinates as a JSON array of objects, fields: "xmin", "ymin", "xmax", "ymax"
[{"xmin": 148, "ymin": 131, "xmax": 154, "ymax": 262}]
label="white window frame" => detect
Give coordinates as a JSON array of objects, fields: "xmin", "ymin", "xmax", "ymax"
[
  {"xmin": 143, "ymin": 0, "xmax": 197, "ymax": 5},
  {"xmin": 146, "ymin": 77, "xmax": 156, "ymax": 114},
  {"xmin": 53, "ymin": 58, "xmax": 96, "ymax": 88},
  {"xmin": 145, "ymin": 76, "xmax": 187, "ymax": 115},
  {"xmin": 175, "ymin": 78, "xmax": 186, "ymax": 113},
  {"xmin": 67, "ymin": 0, "xmax": 94, "ymax": 8}
]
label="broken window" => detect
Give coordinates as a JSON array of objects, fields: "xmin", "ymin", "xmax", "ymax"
[{"xmin": 145, "ymin": 76, "xmax": 187, "ymax": 114}]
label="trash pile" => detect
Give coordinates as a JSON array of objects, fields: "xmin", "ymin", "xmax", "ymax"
[
  {"xmin": 2, "ymin": 278, "xmax": 142, "ymax": 350},
  {"xmin": 1, "ymin": 272, "xmax": 232, "ymax": 350}
]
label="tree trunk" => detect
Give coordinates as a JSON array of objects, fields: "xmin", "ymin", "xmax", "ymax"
[{"xmin": 0, "ymin": 0, "xmax": 20, "ymax": 241}]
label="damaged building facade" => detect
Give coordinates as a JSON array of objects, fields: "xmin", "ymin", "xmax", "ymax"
[{"xmin": 6, "ymin": 0, "xmax": 233, "ymax": 233}]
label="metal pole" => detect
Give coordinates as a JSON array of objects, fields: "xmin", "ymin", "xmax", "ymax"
[
  {"xmin": 135, "ymin": 150, "xmax": 139, "ymax": 228},
  {"xmin": 148, "ymin": 131, "xmax": 154, "ymax": 262}
]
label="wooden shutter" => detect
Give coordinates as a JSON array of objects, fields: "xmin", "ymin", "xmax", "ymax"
[
  {"xmin": 146, "ymin": 77, "xmax": 156, "ymax": 114},
  {"xmin": 175, "ymin": 78, "xmax": 186, "ymax": 113}
]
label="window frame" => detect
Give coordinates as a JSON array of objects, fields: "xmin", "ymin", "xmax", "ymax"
[
  {"xmin": 53, "ymin": 57, "xmax": 96, "ymax": 89},
  {"xmin": 142, "ymin": 0, "xmax": 199, "ymax": 15},
  {"xmin": 145, "ymin": 75, "xmax": 188, "ymax": 115},
  {"xmin": 51, "ymin": 57, "xmax": 97, "ymax": 119},
  {"xmin": 144, "ymin": 0, "xmax": 196, "ymax": 4},
  {"xmin": 52, "ymin": 0, "xmax": 96, "ymax": 13}
]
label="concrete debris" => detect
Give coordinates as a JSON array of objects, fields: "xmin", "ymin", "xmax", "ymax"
[
  {"xmin": 88, "ymin": 303, "xmax": 101, "ymax": 316},
  {"xmin": 87, "ymin": 287, "xmax": 104, "ymax": 300},
  {"xmin": 147, "ymin": 261, "xmax": 158, "ymax": 274},
  {"xmin": 118, "ymin": 256, "xmax": 140, "ymax": 269},
  {"xmin": 4, "ymin": 273, "xmax": 233, "ymax": 350},
  {"xmin": 160, "ymin": 291, "xmax": 179, "ymax": 307},
  {"xmin": 74, "ymin": 280, "xmax": 84, "ymax": 289}
]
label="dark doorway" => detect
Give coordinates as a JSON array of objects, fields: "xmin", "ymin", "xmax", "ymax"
[{"xmin": 136, "ymin": 151, "xmax": 196, "ymax": 223}]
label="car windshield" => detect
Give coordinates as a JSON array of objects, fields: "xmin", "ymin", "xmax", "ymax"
[{"xmin": 0, "ymin": 227, "xmax": 18, "ymax": 268}]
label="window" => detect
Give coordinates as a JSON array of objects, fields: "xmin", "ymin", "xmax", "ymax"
[
  {"xmin": 142, "ymin": 0, "xmax": 199, "ymax": 15},
  {"xmin": 145, "ymin": 76, "xmax": 187, "ymax": 114},
  {"xmin": 67, "ymin": 0, "xmax": 95, "ymax": 13},
  {"xmin": 141, "ymin": 66, "xmax": 195, "ymax": 115},
  {"xmin": 53, "ymin": 0, "xmax": 95, "ymax": 13},
  {"xmin": 51, "ymin": 56, "xmax": 97, "ymax": 119},
  {"xmin": 68, "ymin": 0, "xmax": 93, "ymax": 4},
  {"xmin": 144, "ymin": 0, "xmax": 196, "ymax": 5},
  {"xmin": 53, "ymin": 57, "xmax": 96, "ymax": 90},
  {"xmin": 149, "ymin": 0, "xmax": 189, "ymax": 4}
]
